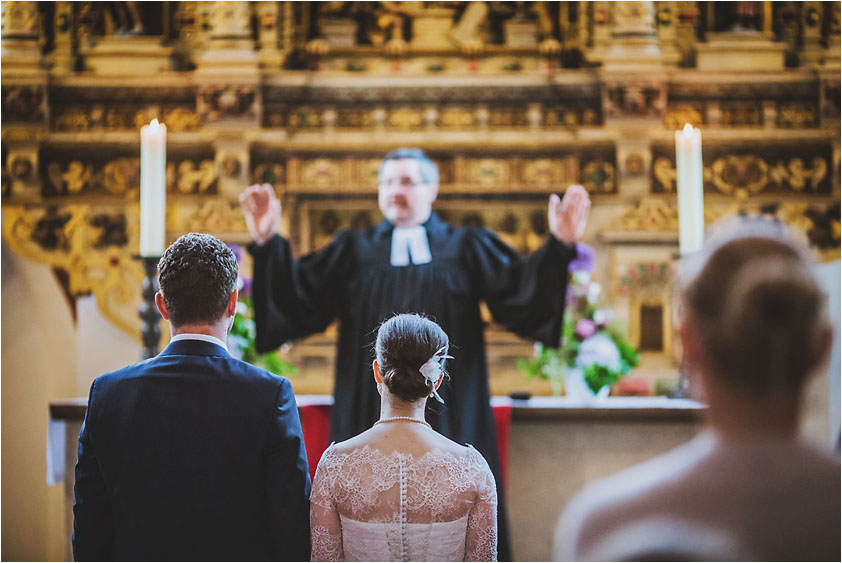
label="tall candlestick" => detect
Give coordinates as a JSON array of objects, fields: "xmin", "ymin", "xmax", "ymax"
[
  {"xmin": 140, "ymin": 119, "xmax": 167, "ymax": 257},
  {"xmin": 675, "ymin": 123, "xmax": 705, "ymax": 256}
]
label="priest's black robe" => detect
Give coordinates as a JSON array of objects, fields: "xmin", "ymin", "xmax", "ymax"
[{"xmin": 249, "ymin": 212, "xmax": 576, "ymax": 561}]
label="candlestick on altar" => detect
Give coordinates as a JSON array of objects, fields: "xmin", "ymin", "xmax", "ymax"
[
  {"xmin": 138, "ymin": 256, "xmax": 161, "ymax": 360},
  {"xmin": 675, "ymin": 123, "xmax": 705, "ymax": 256},
  {"xmin": 138, "ymin": 118, "xmax": 167, "ymax": 359}
]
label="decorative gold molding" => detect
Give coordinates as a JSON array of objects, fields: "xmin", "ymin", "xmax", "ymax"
[{"xmin": 1, "ymin": 204, "xmax": 157, "ymax": 341}]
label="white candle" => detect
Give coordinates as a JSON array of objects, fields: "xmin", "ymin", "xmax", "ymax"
[
  {"xmin": 140, "ymin": 119, "xmax": 167, "ymax": 257},
  {"xmin": 675, "ymin": 123, "xmax": 705, "ymax": 255}
]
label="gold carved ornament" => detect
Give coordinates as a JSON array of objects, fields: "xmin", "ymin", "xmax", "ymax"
[
  {"xmin": 653, "ymin": 155, "xmax": 828, "ymax": 197},
  {"xmin": 1, "ymin": 204, "xmax": 152, "ymax": 341},
  {"xmin": 48, "ymin": 161, "xmax": 94, "ymax": 194},
  {"xmin": 664, "ymin": 105, "xmax": 703, "ymax": 130}
]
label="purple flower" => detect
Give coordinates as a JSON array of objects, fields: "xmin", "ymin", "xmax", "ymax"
[
  {"xmin": 568, "ymin": 242, "xmax": 595, "ymax": 273},
  {"xmin": 575, "ymin": 318, "xmax": 597, "ymax": 339},
  {"xmin": 228, "ymin": 243, "xmax": 243, "ymax": 263},
  {"xmin": 237, "ymin": 275, "xmax": 252, "ymax": 297}
]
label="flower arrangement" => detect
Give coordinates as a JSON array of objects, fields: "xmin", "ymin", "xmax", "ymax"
[
  {"xmin": 226, "ymin": 245, "xmax": 297, "ymax": 377},
  {"xmin": 518, "ymin": 243, "xmax": 639, "ymax": 395}
]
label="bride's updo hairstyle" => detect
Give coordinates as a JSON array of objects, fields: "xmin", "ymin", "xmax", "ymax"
[
  {"xmin": 374, "ymin": 313, "xmax": 450, "ymax": 403},
  {"xmin": 682, "ymin": 218, "xmax": 826, "ymax": 395}
]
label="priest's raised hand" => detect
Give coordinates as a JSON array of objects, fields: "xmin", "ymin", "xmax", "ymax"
[
  {"xmin": 549, "ymin": 184, "xmax": 591, "ymax": 245},
  {"xmin": 239, "ymin": 182, "xmax": 282, "ymax": 246}
]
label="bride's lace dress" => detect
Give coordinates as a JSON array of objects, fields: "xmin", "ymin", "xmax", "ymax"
[{"xmin": 310, "ymin": 443, "xmax": 498, "ymax": 562}]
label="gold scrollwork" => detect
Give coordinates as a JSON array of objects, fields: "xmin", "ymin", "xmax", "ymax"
[
  {"xmin": 769, "ymin": 157, "xmax": 828, "ymax": 191},
  {"xmin": 388, "ymin": 107, "xmax": 423, "ymax": 129},
  {"xmin": 711, "ymin": 155, "xmax": 768, "ymax": 197},
  {"xmin": 581, "ymin": 160, "xmax": 615, "ymax": 193},
  {"xmin": 163, "ymin": 107, "xmax": 200, "ymax": 132},
  {"xmin": 664, "ymin": 104, "xmax": 703, "ymax": 130},
  {"xmin": 54, "ymin": 108, "xmax": 91, "ymax": 131},
  {"xmin": 615, "ymin": 199, "xmax": 679, "ymax": 232},
  {"xmin": 185, "ymin": 200, "xmax": 247, "ymax": 234},
  {"xmin": 302, "ymin": 159, "xmax": 341, "ymax": 188},
  {"xmin": 522, "ymin": 159, "xmax": 562, "ymax": 188},
  {"xmin": 175, "ymin": 161, "xmax": 216, "ymax": 194},
  {"xmin": 467, "ymin": 159, "xmax": 509, "ymax": 187},
  {"xmin": 253, "ymin": 163, "xmax": 285, "ymax": 186},
  {"xmin": 1, "ymin": 204, "xmax": 152, "ymax": 341},
  {"xmin": 103, "ymin": 158, "xmax": 140, "ymax": 196},
  {"xmin": 48, "ymin": 161, "xmax": 94, "ymax": 194},
  {"xmin": 440, "ymin": 106, "xmax": 475, "ymax": 128},
  {"xmin": 356, "ymin": 159, "xmax": 381, "ymax": 186}
]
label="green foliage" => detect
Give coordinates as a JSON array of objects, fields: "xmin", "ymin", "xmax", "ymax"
[
  {"xmin": 583, "ymin": 363, "xmax": 620, "ymax": 394},
  {"xmin": 517, "ymin": 271, "xmax": 639, "ymax": 396},
  {"xmin": 229, "ymin": 295, "xmax": 297, "ymax": 377}
]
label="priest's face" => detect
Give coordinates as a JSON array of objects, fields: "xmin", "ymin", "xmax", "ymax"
[{"xmin": 378, "ymin": 158, "xmax": 438, "ymax": 227}]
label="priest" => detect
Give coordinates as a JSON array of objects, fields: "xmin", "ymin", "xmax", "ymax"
[{"xmin": 241, "ymin": 148, "xmax": 591, "ymax": 560}]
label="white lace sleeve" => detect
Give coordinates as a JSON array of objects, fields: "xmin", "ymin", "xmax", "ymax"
[
  {"xmin": 310, "ymin": 445, "xmax": 344, "ymax": 562},
  {"xmin": 464, "ymin": 448, "xmax": 498, "ymax": 562}
]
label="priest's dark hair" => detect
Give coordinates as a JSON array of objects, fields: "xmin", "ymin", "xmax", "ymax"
[
  {"xmin": 157, "ymin": 233, "xmax": 238, "ymax": 327},
  {"xmin": 379, "ymin": 148, "xmax": 440, "ymax": 186},
  {"xmin": 374, "ymin": 313, "xmax": 450, "ymax": 403}
]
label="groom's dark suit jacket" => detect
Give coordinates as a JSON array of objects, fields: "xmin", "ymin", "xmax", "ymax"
[{"xmin": 72, "ymin": 339, "xmax": 311, "ymax": 561}]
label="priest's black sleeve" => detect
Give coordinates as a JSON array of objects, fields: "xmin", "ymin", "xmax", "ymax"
[
  {"xmin": 464, "ymin": 229, "xmax": 577, "ymax": 347},
  {"xmin": 248, "ymin": 232, "xmax": 355, "ymax": 353}
]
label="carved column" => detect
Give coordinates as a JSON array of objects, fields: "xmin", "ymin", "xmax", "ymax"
[
  {"xmin": 3, "ymin": 1, "xmax": 48, "ymax": 201},
  {"xmin": 50, "ymin": 2, "xmax": 75, "ymax": 73},
  {"xmin": 656, "ymin": 1, "xmax": 682, "ymax": 65},
  {"xmin": 825, "ymin": 2, "xmax": 841, "ymax": 70},
  {"xmin": 196, "ymin": 1, "xmax": 258, "ymax": 71},
  {"xmin": 256, "ymin": 1, "xmax": 284, "ymax": 68},
  {"xmin": 195, "ymin": 3, "xmax": 260, "ymax": 200},
  {"xmin": 589, "ymin": 1, "xmax": 614, "ymax": 60},
  {"xmin": 600, "ymin": 1, "xmax": 662, "ymax": 69},
  {"xmin": 1, "ymin": 1, "xmax": 43, "ymax": 73}
]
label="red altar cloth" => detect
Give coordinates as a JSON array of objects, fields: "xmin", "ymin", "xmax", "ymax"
[{"xmin": 297, "ymin": 400, "xmax": 512, "ymax": 491}]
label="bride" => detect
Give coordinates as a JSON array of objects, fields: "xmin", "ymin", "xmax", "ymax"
[{"xmin": 310, "ymin": 313, "xmax": 498, "ymax": 562}]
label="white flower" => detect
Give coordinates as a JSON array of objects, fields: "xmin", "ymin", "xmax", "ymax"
[
  {"xmin": 587, "ymin": 282, "xmax": 601, "ymax": 305},
  {"xmin": 572, "ymin": 270, "xmax": 591, "ymax": 286},
  {"xmin": 593, "ymin": 309, "xmax": 612, "ymax": 326},
  {"xmin": 576, "ymin": 333, "xmax": 621, "ymax": 371}
]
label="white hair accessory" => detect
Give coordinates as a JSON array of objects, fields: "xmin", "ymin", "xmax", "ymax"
[{"xmin": 418, "ymin": 347, "xmax": 452, "ymax": 403}]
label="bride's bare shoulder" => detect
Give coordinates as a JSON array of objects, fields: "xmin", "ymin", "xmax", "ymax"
[
  {"xmin": 329, "ymin": 429, "xmax": 379, "ymax": 455},
  {"xmin": 425, "ymin": 431, "xmax": 478, "ymax": 459}
]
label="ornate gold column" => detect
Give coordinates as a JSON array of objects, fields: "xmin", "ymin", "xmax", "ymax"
[
  {"xmin": 656, "ymin": 1, "xmax": 682, "ymax": 65},
  {"xmin": 1, "ymin": 1, "xmax": 43, "ymax": 73},
  {"xmin": 50, "ymin": 2, "xmax": 75, "ymax": 73},
  {"xmin": 256, "ymin": 1, "xmax": 284, "ymax": 68},
  {"xmin": 196, "ymin": 0, "xmax": 258, "ymax": 70},
  {"xmin": 195, "ymin": 2, "xmax": 260, "ymax": 200},
  {"xmin": 600, "ymin": 1, "xmax": 662, "ymax": 69}
]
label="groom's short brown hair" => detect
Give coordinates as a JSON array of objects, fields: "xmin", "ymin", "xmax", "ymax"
[{"xmin": 157, "ymin": 233, "xmax": 238, "ymax": 327}]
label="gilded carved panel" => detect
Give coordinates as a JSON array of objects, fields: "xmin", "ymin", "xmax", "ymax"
[{"xmin": 651, "ymin": 143, "xmax": 833, "ymax": 198}]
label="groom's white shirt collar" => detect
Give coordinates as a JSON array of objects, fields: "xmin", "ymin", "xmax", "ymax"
[{"xmin": 170, "ymin": 333, "xmax": 228, "ymax": 352}]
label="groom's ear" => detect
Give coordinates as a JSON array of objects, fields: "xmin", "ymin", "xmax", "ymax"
[{"xmin": 155, "ymin": 292, "xmax": 170, "ymax": 321}]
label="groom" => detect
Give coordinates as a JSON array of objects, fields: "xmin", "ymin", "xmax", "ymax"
[{"xmin": 72, "ymin": 233, "xmax": 311, "ymax": 561}]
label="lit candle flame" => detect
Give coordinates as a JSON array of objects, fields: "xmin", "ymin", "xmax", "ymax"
[
  {"xmin": 151, "ymin": 118, "xmax": 159, "ymax": 127},
  {"xmin": 683, "ymin": 123, "xmax": 693, "ymax": 136}
]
